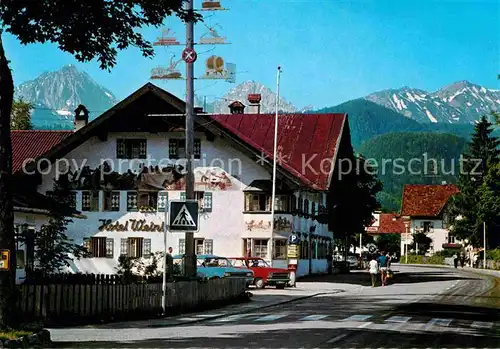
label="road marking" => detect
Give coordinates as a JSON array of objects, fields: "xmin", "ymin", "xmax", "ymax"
[
  {"xmin": 385, "ymin": 316, "xmax": 411, "ymax": 323},
  {"xmin": 471, "ymin": 321, "xmax": 494, "ymax": 329},
  {"xmin": 255, "ymin": 314, "xmax": 288, "ymax": 321},
  {"xmin": 212, "ymin": 314, "xmax": 251, "ymax": 322},
  {"xmin": 195, "ymin": 314, "xmax": 225, "ymax": 318},
  {"xmin": 300, "ymin": 314, "xmax": 329, "ymax": 321},
  {"xmin": 357, "ymin": 321, "xmax": 372, "ymax": 328},
  {"xmin": 428, "ymin": 318, "xmax": 453, "ymax": 326},
  {"xmin": 326, "ymin": 333, "xmax": 348, "ymax": 343},
  {"xmin": 343, "ymin": 314, "xmax": 372, "ymax": 321}
]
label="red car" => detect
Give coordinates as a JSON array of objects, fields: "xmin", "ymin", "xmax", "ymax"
[{"xmin": 228, "ymin": 257, "xmax": 291, "ymax": 289}]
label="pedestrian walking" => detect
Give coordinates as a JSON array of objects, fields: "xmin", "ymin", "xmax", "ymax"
[
  {"xmin": 377, "ymin": 251, "xmax": 389, "ymax": 286},
  {"xmin": 460, "ymin": 252, "xmax": 465, "ymax": 268},
  {"xmin": 453, "ymin": 253, "xmax": 458, "ymax": 268},
  {"xmin": 369, "ymin": 255, "xmax": 379, "ymax": 287}
]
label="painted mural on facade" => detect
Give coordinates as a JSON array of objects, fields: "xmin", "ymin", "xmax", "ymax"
[
  {"xmin": 245, "ymin": 220, "xmax": 272, "ymax": 231},
  {"xmin": 59, "ymin": 161, "xmax": 234, "ymax": 191}
]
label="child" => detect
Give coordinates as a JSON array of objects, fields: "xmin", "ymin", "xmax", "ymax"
[{"xmin": 369, "ymin": 255, "xmax": 379, "ymax": 287}]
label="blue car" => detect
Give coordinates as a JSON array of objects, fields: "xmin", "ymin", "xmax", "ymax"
[{"xmin": 173, "ymin": 254, "xmax": 254, "ymax": 283}]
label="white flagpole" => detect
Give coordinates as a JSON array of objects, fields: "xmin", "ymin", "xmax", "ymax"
[{"xmin": 269, "ymin": 66, "xmax": 282, "ymax": 267}]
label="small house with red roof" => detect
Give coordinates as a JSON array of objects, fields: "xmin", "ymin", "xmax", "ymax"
[
  {"xmin": 400, "ymin": 184, "xmax": 461, "ymax": 256},
  {"xmin": 365, "ymin": 212, "xmax": 406, "ymax": 236},
  {"xmin": 15, "ymin": 83, "xmax": 355, "ymax": 277}
]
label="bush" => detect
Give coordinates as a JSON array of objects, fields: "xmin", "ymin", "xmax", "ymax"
[
  {"xmin": 486, "ymin": 249, "xmax": 500, "ymax": 261},
  {"xmin": 400, "ymin": 254, "xmax": 445, "ymax": 265}
]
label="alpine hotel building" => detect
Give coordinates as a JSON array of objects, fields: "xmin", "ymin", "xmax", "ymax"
[{"xmin": 13, "ymin": 83, "xmax": 355, "ymax": 278}]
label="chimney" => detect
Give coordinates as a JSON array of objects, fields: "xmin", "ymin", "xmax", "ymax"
[
  {"xmin": 74, "ymin": 104, "xmax": 89, "ymax": 131},
  {"xmin": 194, "ymin": 107, "xmax": 204, "ymax": 114},
  {"xmin": 441, "ymin": 181, "xmax": 447, "ymax": 185},
  {"xmin": 247, "ymin": 94, "xmax": 261, "ymax": 114},
  {"xmin": 228, "ymin": 101, "xmax": 245, "ymax": 114}
]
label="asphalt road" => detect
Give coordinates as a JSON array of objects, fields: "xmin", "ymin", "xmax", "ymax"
[{"xmin": 51, "ymin": 265, "xmax": 500, "ymax": 348}]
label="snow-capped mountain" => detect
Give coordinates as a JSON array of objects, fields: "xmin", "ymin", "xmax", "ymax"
[
  {"xmin": 15, "ymin": 65, "xmax": 118, "ymax": 129},
  {"xmin": 364, "ymin": 81, "xmax": 500, "ymax": 124},
  {"xmin": 210, "ymin": 81, "xmax": 298, "ymax": 114}
]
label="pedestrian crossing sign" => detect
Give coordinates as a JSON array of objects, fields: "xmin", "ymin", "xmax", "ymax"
[{"xmin": 169, "ymin": 200, "xmax": 199, "ymax": 231}]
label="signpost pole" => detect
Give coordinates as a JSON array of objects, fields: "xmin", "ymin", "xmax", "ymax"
[
  {"xmin": 161, "ymin": 209, "xmax": 169, "ymax": 315},
  {"xmin": 184, "ymin": 0, "xmax": 196, "ymax": 278}
]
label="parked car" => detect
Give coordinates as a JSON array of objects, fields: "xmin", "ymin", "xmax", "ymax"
[
  {"xmin": 346, "ymin": 255, "xmax": 358, "ymax": 269},
  {"xmin": 172, "ymin": 254, "xmax": 254, "ymax": 284},
  {"xmin": 228, "ymin": 257, "xmax": 290, "ymax": 289}
]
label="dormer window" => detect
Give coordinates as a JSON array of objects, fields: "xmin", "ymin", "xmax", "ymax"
[
  {"xmin": 169, "ymin": 139, "xmax": 201, "ymax": 159},
  {"xmin": 228, "ymin": 101, "xmax": 245, "ymax": 114}
]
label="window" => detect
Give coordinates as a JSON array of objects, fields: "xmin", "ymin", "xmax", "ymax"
[
  {"xmin": 273, "ymin": 240, "xmax": 286, "ymax": 260},
  {"xmin": 298, "ymin": 197, "xmax": 304, "ymax": 213},
  {"xmin": 254, "ymin": 239, "xmax": 268, "ymax": 258},
  {"xmin": 127, "ymin": 191, "xmax": 138, "ymax": 211},
  {"xmin": 180, "ymin": 191, "xmax": 212, "ymax": 212},
  {"xmin": 103, "ymin": 191, "xmax": 120, "ymax": 211},
  {"xmin": 82, "ymin": 191, "xmax": 99, "ymax": 211},
  {"xmin": 230, "ymin": 259, "xmax": 247, "ymax": 267},
  {"xmin": 46, "ymin": 191, "xmax": 77, "ymax": 208},
  {"xmin": 195, "ymin": 238, "xmax": 204, "ymax": 255},
  {"xmin": 304, "ymin": 199, "xmax": 309, "ymax": 214},
  {"xmin": 311, "ymin": 202, "xmax": 317, "ymax": 216},
  {"xmin": 138, "ymin": 191, "xmax": 158, "ymax": 209},
  {"xmin": 120, "ymin": 238, "xmax": 151, "ymax": 258},
  {"xmin": 204, "ymin": 239, "xmax": 213, "ymax": 254},
  {"xmin": 448, "ymin": 235, "xmax": 456, "ymax": 244},
  {"xmin": 275, "ymin": 195, "xmax": 290, "ymax": 212},
  {"xmin": 244, "ymin": 194, "xmax": 271, "ymax": 212},
  {"xmin": 169, "ymin": 139, "xmax": 201, "ymax": 159},
  {"xmin": 14, "ymin": 225, "xmax": 35, "ymax": 269},
  {"xmin": 116, "ymin": 139, "xmax": 147, "ymax": 159},
  {"xmin": 84, "ymin": 237, "xmax": 114, "ymax": 258},
  {"xmin": 422, "ymin": 221, "xmax": 433, "ymax": 233}
]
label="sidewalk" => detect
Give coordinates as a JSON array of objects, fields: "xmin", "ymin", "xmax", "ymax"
[{"xmin": 400, "ymin": 263, "xmax": 500, "ymax": 278}]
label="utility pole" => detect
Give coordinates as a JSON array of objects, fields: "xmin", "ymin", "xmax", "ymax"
[
  {"xmin": 483, "ymin": 221, "xmax": 487, "ymax": 269},
  {"xmin": 184, "ymin": 0, "xmax": 196, "ymax": 278}
]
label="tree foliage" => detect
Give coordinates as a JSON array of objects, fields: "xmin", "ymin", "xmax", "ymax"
[
  {"xmin": 410, "ymin": 232, "xmax": 433, "ymax": 255},
  {"xmin": 450, "ymin": 113, "xmax": 500, "ymax": 248},
  {"xmin": 375, "ymin": 234, "xmax": 401, "ymax": 255},
  {"xmin": 10, "ymin": 99, "xmax": 32, "ymax": 130},
  {"xmin": 18, "ymin": 179, "xmax": 88, "ymax": 277}
]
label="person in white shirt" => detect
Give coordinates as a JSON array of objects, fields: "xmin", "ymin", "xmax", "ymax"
[{"xmin": 369, "ymin": 255, "xmax": 379, "ymax": 287}]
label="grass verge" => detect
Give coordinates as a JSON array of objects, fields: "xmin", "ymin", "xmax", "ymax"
[{"xmin": 0, "ymin": 329, "xmax": 33, "ymax": 341}]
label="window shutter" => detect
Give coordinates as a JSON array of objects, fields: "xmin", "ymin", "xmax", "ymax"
[
  {"xmin": 111, "ymin": 192, "xmax": 120, "ymax": 211},
  {"xmin": 179, "ymin": 239, "xmax": 185, "ymax": 254},
  {"xmin": 180, "ymin": 192, "xmax": 186, "ymax": 201},
  {"xmin": 158, "ymin": 192, "xmax": 168, "ymax": 212},
  {"xmin": 127, "ymin": 191, "xmax": 138, "ymax": 211},
  {"xmin": 139, "ymin": 140, "xmax": 147, "ymax": 159},
  {"xmin": 106, "ymin": 238, "xmax": 114, "ymax": 258},
  {"xmin": 120, "ymin": 238, "xmax": 128, "ymax": 256},
  {"xmin": 82, "ymin": 191, "xmax": 91, "ymax": 211},
  {"xmin": 203, "ymin": 192, "xmax": 212, "ymax": 212},
  {"xmin": 116, "ymin": 139, "xmax": 125, "ymax": 158},
  {"xmin": 194, "ymin": 139, "xmax": 201, "ymax": 159},
  {"xmin": 83, "ymin": 237, "xmax": 91, "ymax": 255},
  {"xmin": 203, "ymin": 239, "xmax": 213, "ymax": 254},
  {"xmin": 169, "ymin": 139, "xmax": 178, "ymax": 159},
  {"xmin": 143, "ymin": 239, "xmax": 152, "ymax": 258}
]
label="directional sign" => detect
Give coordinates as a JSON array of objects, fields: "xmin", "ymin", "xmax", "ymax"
[
  {"xmin": 367, "ymin": 244, "xmax": 377, "ymax": 253},
  {"xmin": 182, "ymin": 47, "xmax": 197, "ymax": 64},
  {"xmin": 169, "ymin": 200, "xmax": 199, "ymax": 232},
  {"xmin": 288, "ymin": 233, "xmax": 301, "ymax": 245}
]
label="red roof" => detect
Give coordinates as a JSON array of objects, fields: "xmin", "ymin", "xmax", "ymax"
[
  {"xmin": 366, "ymin": 213, "xmax": 406, "ymax": 234},
  {"xmin": 11, "ymin": 130, "xmax": 73, "ymax": 174},
  {"xmin": 209, "ymin": 113, "xmax": 346, "ymax": 190},
  {"xmin": 400, "ymin": 184, "xmax": 459, "ymax": 217}
]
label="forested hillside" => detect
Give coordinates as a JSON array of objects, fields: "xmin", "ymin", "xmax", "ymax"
[{"xmin": 357, "ymin": 132, "xmax": 469, "ymax": 211}]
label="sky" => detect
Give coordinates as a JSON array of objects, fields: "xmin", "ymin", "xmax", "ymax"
[{"xmin": 3, "ymin": 0, "xmax": 500, "ymax": 110}]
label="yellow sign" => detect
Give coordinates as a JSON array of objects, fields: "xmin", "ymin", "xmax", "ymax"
[
  {"xmin": 0, "ymin": 250, "xmax": 10, "ymax": 271},
  {"xmin": 287, "ymin": 245, "xmax": 300, "ymax": 259}
]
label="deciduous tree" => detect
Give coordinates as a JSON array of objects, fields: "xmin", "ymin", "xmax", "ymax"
[
  {"xmin": 10, "ymin": 99, "xmax": 32, "ymax": 130},
  {"xmin": 0, "ymin": 0, "xmax": 196, "ymax": 328}
]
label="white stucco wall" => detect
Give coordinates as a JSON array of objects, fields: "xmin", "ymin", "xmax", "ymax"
[
  {"xmin": 400, "ymin": 218, "xmax": 459, "ymax": 257},
  {"xmin": 36, "ymin": 131, "xmax": 333, "ymax": 275}
]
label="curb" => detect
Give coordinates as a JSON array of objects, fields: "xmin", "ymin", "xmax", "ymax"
[
  {"xmin": 399, "ymin": 263, "xmax": 500, "ymax": 278},
  {"xmin": 150, "ymin": 289, "xmax": 345, "ymax": 327},
  {"xmin": 2, "ymin": 329, "xmax": 51, "ymax": 348}
]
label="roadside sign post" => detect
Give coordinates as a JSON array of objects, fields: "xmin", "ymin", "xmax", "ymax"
[{"xmin": 161, "ymin": 208, "xmax": 169, "ymax": 316}]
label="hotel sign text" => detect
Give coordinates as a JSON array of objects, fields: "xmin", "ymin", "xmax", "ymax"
[{"xmin": 98, "ymin": 219, "xmax": 164, "ymax": 232}]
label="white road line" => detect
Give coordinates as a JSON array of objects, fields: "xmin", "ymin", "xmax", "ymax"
[
  {"xmin": 385, "ymin": 316, "xmax": 411, "ymax": 323},
  {"xmin": 194, "ymin": 314, "xmax": 225, "ymax": 318},
  {"xmin": 428, "ymin": 318, "xmax": 453, "ymax": 326},
  {"xmin": 254, "ymin": 314, "xmax": 288, "ymax": 321},
  {"xmin": 357, "ymin": 321, "xmax": 373, "ymax": 328},
  {"xmin": 343, "ymin": 314, "xmax": 372, "ymax": 321},
  {"xmin": 211, "ymin": 314, "xmax": 251, "ymax": 322},
  {"xmin": 300, "ymin": 314, "xmax": 329, "ymax": 321},
  {"xmin": 326, "ymin": 333, "xmax": 348, "ymax": 343},
  {"xmin": 471, "ymin": 321, "xmax": 494, "ymax": 329}
]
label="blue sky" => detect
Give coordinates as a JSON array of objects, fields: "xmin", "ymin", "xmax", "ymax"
[{"xmin": 3, "ymin": 0, "xmax": 500, "ymax": 109}]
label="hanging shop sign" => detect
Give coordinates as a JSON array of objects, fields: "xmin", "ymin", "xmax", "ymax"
[
  {"xmin": 200, "ymin": 56, "xmax": 235, "ymax": 81},
  {"xmin": 150, "ymin": 55, "xmax": 183, "ymax": 80},
  {"xmin": 153, "ymin": 28, "xmax": 181, "ymax": 46},
  {"xmin": 98, "ymin": 219, "xmax": 164, "ymax": 233},
  {"xmin": 201, "ymin": 0, "xmax": 225, "ymax": 10}
]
